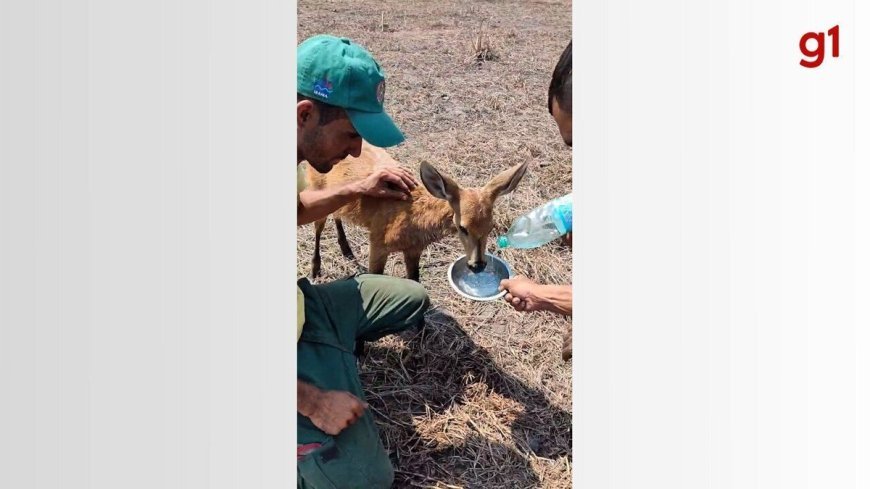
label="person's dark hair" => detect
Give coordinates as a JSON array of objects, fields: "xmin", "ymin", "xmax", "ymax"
[
  {"xmin": 297, "ymin": 94, "xmax": 346, "ymax": 125},
  {"xmin": 548, "ymin": 41, "xmax": 572, "ymax": 115}
]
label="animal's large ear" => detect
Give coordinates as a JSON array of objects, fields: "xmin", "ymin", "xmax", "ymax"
[
  {"xmin": 484, "ymin": 161, "xmax": 530, "ymax": 199},
  {"xmin": 420, "ymin": 161, "xmax": 461, "ymax": 201}
]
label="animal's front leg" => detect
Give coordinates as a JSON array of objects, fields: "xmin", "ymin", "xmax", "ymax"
[
  {"xmin": 368, "ymin": 244, "xmax": 389, "ymax": 275},
  {"xmin": 402, "ymin": 249, "xmax": 423, "ymax": 282}
]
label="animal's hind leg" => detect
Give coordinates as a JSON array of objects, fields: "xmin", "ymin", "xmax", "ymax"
[
  {"xmin": 335, "ymin": 218, "xmax": 355, "ymax": 259},
  {"xmin": 311, "ymin": 218, "xmax": 327, "ymax": 278}
]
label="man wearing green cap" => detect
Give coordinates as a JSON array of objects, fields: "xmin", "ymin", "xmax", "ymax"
[{"xmin": 295, "ymin": 35, "xmax": 429, "ymax": 488}]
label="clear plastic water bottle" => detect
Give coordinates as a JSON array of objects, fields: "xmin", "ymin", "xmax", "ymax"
[{"xmin": 497, "ymin": 193, "xmax": 572, "ymax": 249}]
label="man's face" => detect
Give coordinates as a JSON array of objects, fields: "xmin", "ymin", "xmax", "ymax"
[
  {"xmin": 297, "ymin": 100, "xmax": 364, "ymax": 173},
  {"xmin": 551, "ymin": 97, "xmax": 572, "ymax": 147}
]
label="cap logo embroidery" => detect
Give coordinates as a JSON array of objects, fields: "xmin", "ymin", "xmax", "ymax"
[
  {"xmin": 313, "ymin": 78, "xmax": 333, "ymax": 99},
  {"xmin": 376, "ymin": 80, "xmax": 385, "ymax": 104}
]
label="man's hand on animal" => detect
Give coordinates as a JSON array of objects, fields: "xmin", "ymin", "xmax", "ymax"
[
  {"xmin": 297, "ymin": 165, "xmax": 418, "ymax": 226},
  {"xmin": 352, "ymin": 167, "xmax": 417, "ymax": 201}
]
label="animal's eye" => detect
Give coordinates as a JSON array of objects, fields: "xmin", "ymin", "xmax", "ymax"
[{"xmin": 458, "ymin": 225, "xmax": 468, "ymax": 235}]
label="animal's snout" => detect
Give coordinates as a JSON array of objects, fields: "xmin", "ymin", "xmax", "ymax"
[{"xmin": 468, "ymin": 260, "xmax": 487, "ymax": 273}]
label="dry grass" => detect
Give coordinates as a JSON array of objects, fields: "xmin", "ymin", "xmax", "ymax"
[
  {"xmin": 298, "ymin": 1, "xmax": 572, "ymax": 487},
  {"xmin": 469, "ymin": 24, "xmax": 498, "ymax": 63}
]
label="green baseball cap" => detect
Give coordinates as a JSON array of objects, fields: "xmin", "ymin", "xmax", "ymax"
[{"xmin": 297, "ymin": 35, "xmax": 404, "ymax": 147}]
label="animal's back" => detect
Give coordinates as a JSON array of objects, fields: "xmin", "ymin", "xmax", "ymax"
[{"xmin": 304, "ymin": 143, "xmax": 421, "ymax": 230}]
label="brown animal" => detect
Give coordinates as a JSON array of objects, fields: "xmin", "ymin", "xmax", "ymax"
[{"xmin": 307, "ymin": 142, "xmax": 529, "ymax": 281}]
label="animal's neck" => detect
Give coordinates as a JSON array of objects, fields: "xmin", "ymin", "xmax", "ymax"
[{"xmin": 415, "ymin": 192, "xmax": 456, "ymax": 237}]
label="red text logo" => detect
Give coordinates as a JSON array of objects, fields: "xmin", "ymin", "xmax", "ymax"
[{"xmin": 800, "ymin": 25, "xmax": 840, "ymax": 68}]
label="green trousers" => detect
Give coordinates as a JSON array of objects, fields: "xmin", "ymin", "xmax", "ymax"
[{"xmin": 297, "ymin": 274, "xmax": 429, "ymax": 489}]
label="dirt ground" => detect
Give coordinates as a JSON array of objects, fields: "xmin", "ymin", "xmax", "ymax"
[{"xmin": 298, "ymin": 1, "xmax": 572, "ymax": 487}]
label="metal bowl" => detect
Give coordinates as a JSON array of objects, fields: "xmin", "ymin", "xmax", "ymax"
[{"xmin": 447, "ymin": 253, "xmax": 513, "ymax": 301}]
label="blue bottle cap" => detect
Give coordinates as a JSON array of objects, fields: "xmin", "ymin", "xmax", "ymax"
[
  {"xmin": 553, "ymin": 199, "xmax": 572, "ymax": 235},
  {"xmin": 497, "ymin": 235, "xmax": 509, "ymax": 248}
]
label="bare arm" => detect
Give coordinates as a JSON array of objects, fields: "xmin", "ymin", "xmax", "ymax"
[
  {"xmin": 535, "ymin": 284, "xmax": 572, "ymax": 315},
  {"xmin": 297, "ymin": 167, "xmax": 418, "ymax": 226},
  {"xmin": 298, "ymin": 183, "xmax": 360, "ymax": 226}
]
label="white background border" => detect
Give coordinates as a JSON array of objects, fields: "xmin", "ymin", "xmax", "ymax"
[
  {"xmin": 2, "ymin": 0, "xmax": 296, "ymax": 487},
  {"xmin": 575, "ymin": 1, "xmax": 868, "ymax": 487}
]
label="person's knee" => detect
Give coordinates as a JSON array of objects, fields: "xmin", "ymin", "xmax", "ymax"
[
  {"xmin": 366, "ymin": 274, "xmax": 429, "ymax": 317},
  {"xmin": 379, "ymin": 277, "xmax": 429, "ymax": 331},
  {"xmin": 355, "ymin": 274, "xmax": 430, "ymax": 334},
  {"xmin": 403, "ymin": 279, "xmax": 429, "ymax": 320}
]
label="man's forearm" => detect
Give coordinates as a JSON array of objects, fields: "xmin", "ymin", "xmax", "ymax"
[
  {"xmin": 539, "ymin": 284, "xmax": 572, "ymax": 315},
  {"xmin": 298, "ymin": 182, "xmax": 360, "ymax": 226},
  {"xmin": 297, "ymin": 379, "xmax": 323, "ymax": 417}
]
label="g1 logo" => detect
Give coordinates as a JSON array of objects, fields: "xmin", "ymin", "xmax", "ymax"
[{"xmin": 800, "ymin": 25, "xmax": 839, "ymax": 68}]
